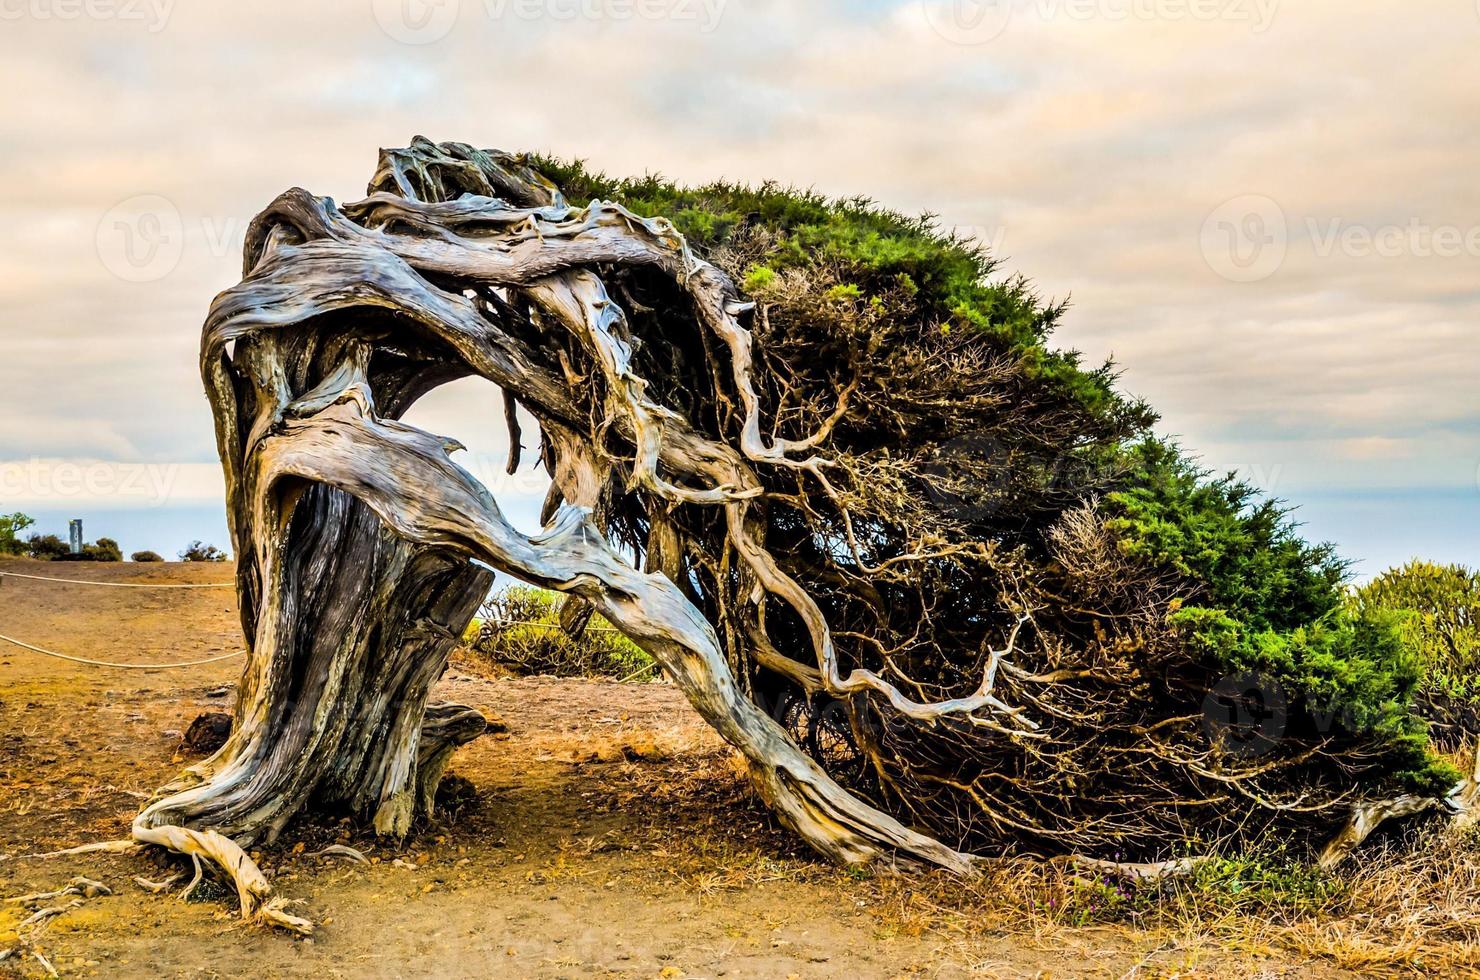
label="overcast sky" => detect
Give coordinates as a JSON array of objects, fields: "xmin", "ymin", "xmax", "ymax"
[{"xmin": 0, "ymin": 0, "xmax": 1476, "ymax": 574}]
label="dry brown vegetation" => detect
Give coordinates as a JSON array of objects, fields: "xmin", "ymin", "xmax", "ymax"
[{"xmin": 3, "ymin": 559, "xmax": 1480, "ymax": 976}]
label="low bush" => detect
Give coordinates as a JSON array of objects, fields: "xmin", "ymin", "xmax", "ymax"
[
  {"xmin": 1354, "ymin": 561, "xmax": 1480, "ymax": 698},
  {"xmin": 180, "ymin": 541, "xmax": 229, "ymax": 562},
  {"xmin": 25, "ymin": 533, "xmax": 69, "ymax": 560},
  {"xmin": 465, "ymin": 586, "xmax": 655, "ymax": 680},
  {"xmin": 25, "ymin": 532, "xmax": 121, "ymax": 561},
  {"xmin": 131, "ymin": 550, "xmax": 164, "ymax": 562},
  {"xmin": 0, "ymin": 512, "xmax": 34, "ymax": 555},
  {"xmin": 1354, "ymin": 561, "xmax": 1480, "ymax": 745}
]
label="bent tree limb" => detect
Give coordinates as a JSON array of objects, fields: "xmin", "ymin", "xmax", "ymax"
[
  {"xmin": 133, "ymin": 138, "xmax": 994, "ymax": 931},
  {"xmin": 133, "ymin": 138, "xmax": 1446, "ymax": 930}
]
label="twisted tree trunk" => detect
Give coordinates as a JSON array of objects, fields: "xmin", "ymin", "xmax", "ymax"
[{"xmin": 136, "ymin": 139, "xmax": 985, "ymax": 932}]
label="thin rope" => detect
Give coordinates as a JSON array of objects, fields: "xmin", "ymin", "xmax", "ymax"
[
  {"xmin": 0, "ymin": 632, "xmax": 244, "ymax": 670},
  {"xmin": 0, "ymin": 571, "xmax": 233, "ymax": 590},
  {"xmin": 484, "ymin": 620, "xmax": 621, "ymax": 633}
]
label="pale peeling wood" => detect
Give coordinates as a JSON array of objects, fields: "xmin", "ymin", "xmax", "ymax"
[{"xmin": 132, "ymin": 139, "xmax": 1081, "ymax": 932}]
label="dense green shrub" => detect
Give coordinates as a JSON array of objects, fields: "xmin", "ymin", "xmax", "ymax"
[
  {"xmin": 25, "ymin": 533, "xmax": 70, "ymax": 560},
  {"xmin": 1102, "ymin": 441, "xmax": 1450, "ymax": 792},
  {"xmin": 180, "ymin": 541, "xmax": 229, "ymax": 562},
  {"xmin": 465, "ymin": 586, "xmax": 654, "ymax": 680},
  {"xmin": 131, "ymin": 550, "xmax": 165, "ymax": 562},
  {"xmin": 1354, "ymin": 561, "xmax": 1480, "ymax": 698},
  {"xmin": 0, "ymin": 512, "xmax": 34, "ymax": 555}
]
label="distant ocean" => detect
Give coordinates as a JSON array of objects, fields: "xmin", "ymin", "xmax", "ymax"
[
  {"xmin": 21, "ymin": 492, "xmax": 548, "ymax": 566},
  {"xmin": 18, "ymin": 488, "xmax": 1476, "ymax": 581}
]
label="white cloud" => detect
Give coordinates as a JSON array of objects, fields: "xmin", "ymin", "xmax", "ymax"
[{"xmin": 0, "ymin": 0, "xmax": 1476, "ymax": 566}]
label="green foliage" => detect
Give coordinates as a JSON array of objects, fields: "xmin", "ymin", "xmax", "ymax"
[
  {"xmin": 0, "ymin": 512, "xmax": 34, "ymax": 555},
  {"xmin": 465, "ymin": 586, "xmax": 654, "ymax": 680},
  {"xmin": 131, "ymin": 550, "xmax": 164, "ymax": 562},
  {"xmin": 1050, "ymin": 850, "xmax": 1345, "ymax": 927},
  {"xmin": 527, "ymin": 155, "xmax": 1458, "ymax": 836},
  {"xmin": 180, "ymin": 541, "xmax": 228, "ymax": 562},
  {"xmin": 86, "ymin": 537, "xmax": 122, "ymax": 562},
  {"xmin": 1105, "ymin": 440, "xmax": 1346, "ymax": 631},
  {"xmin": 529, "ymin": 155, "xmax": 1154, "ymax": 438},
  {"xmin": 1355, "ymin": 561, "xmax": 1480, "ymax": 700},
  {"xmin": 54, "ymin": 536, "xmax": 123, "ymax": 562},
  {"xmin": 24, "ymin": 533, "xmax": 69, "ymax": 560},
  {"xmin": 1189, "ymin": 852, "xmax": 1344, "ymax": 912},
  {"xmin": 1104, "ymin": 441, "xmax": 1454, "ymax": 793}
]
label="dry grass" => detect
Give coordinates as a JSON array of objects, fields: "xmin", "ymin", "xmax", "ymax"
[{"xmin": 584, "ymin": 744, "xmax": 1480, "ymax": 976}]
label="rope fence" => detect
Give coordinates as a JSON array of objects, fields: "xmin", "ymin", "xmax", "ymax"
[
  {"xmin": 0, "ymin": 568, "xmax": 632, "ymax": 669},
  {"xmin": 0, "ymin": 633, "xmax": 244, "ymax": 670},
  {"xmin": 0, "ymin": 571, "xmax": 233, "ymax": 589}
]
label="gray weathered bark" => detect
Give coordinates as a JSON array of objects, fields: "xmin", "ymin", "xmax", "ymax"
[{"xmin": 134, "ymin": 139, "xmax": 998, "ymax": 931}]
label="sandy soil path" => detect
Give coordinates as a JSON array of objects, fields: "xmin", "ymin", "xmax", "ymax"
[{"xmin": 0, "ymin": 559, "xmax": 1350, "ymax": 978}]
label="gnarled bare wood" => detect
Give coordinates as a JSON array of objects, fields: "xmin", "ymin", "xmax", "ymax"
[
  {"xmin": 128, "ymin": 137, "xmax": 1449, "ymax": 930},
  {"xmin": 129, "ymin": 138, "xmax": 1014, "ymax": 930}
]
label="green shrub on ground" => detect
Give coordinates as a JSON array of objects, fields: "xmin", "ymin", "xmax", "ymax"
[
  {"xmin": 180, "ymin": 541, "xmax": 229, "ymax": 562},
  {"xmin": 1354, "ymin": 561, "xmax": 1480, "ymax": 700},
  {"xmin": 0, "ymin": 513, "xmax": 34, "ymax": 555},
  {"xmin": 465, "ymin": 586, "xmax": 655, "ymax": 680}
]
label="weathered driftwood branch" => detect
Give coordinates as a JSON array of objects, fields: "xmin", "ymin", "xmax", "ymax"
[
  {"xmin": 129, "ymin": 138, "xmax": 1011, "ymax": 930},
  {"xmin": 125, "ymin": 137, "xmax": 1452, "ymax": 930}
]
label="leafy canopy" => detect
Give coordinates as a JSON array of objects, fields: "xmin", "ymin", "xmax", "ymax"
[
  {"xmin": 1355, "ymin": 561, "xmax": 1480, "ymax": 700},
  {"xmin": 0, "ymin": 512, "xmax": 34, "ymax": 554},
  {"xmin": 532, "ymin": 156, "xmax": 1454, "ymax": 797}
]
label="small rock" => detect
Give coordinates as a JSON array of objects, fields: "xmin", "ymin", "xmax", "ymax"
[{"xmin": 180, "ymin": 712, "xmax": 232, "ymax": 754}]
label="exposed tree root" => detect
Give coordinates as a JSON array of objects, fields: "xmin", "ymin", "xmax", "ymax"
[
  {"xmin": 132, "ymin": 873, "xmax": 184, "ymax": 894},
  {"xmin": 16, "ymin": 900, "xmax": 83, "ymax": 931},
  {"xmin": 130, "ymin": 821, "xmax": 313, "ymax": 934},
  {"xmin": 309, "ymin": 845, "xmax": 370, "ymax": 864},
  {"xmin": 100, "ymin": 137, "xmax": 1463, "ymax": 930},
  {"xmin": 26, "ymin": 841, "xmax": 140, "ymax": 860},
  {"xmin": 1318, "ymin": 796, "xmax": 1441, "ymax": 870},
  {"xmin": 5, "ymin": 878, "xmax": 110, "ymax": 904},
  {"xmin": 1066, "ymin": 855, "xmax": 1214, "ymax": 881}
]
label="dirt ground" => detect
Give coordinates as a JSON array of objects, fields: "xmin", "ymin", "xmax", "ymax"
[{"xmin": 0, "ymin": 559, "xmax": 1359, "ymax": 978}]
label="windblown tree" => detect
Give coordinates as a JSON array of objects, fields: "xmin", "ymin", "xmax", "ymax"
[
  {"xmin": 129, "ymin": 139, "xmax": 1460, "ymax": 929},
  {"xmin": 1355, "ymin": 561, "xmax": 1480, "ymax": 745}
]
